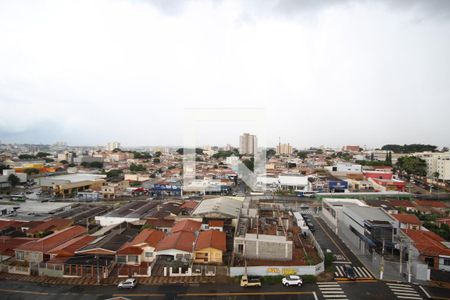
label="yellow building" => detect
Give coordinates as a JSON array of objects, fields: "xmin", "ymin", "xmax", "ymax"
[{"xmin": 194, "ymin": 230, "xmax": 226, "ymax": 264}]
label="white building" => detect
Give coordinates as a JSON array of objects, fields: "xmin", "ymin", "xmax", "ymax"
[
  {"xmin": 239, "ymin": 133, "xmax": 257, "ymax": 155},
  {"xmin": 106, "ymin": 141, "xmax": 121, "ymax": 151},
  {"xmin": 329, "ymin": 163, "xmax": 362, "ymax": 173},
  {"xmin": 414, "ymin": 152, "xmax": 450, "ymax": 180}
]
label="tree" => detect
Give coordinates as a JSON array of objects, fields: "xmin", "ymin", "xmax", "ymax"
[
  {"xmin": 242, "ymin": 158, "xmax": 254, "ymax": 172},
  {"xmin": 297, "ymin": 151, "xmax": 308, "ymax": 160},
  {"xmin": 384, "ymin": 152, "xmax": 392, "ymax": 166},
  {"xmin": 7, "ymin": 174, "xmax": 20, "ymax": 187},
  {"xmin": 443, "ymin": 146, "xmax": 449, "ymax": 152},
  {"xmin": 154, "ymin": 151, "xmax": 162, "ymax": 157},
  {"xmin": 396, "ymin": 156, "xmax": 427, "ymax": 176},
  {"xmin": 129, "ymin": 163, "xmax": 146, "ymax": 172},
  {"xmin": 133, "ymin": 151, "xmax": 152, "ymax": 159},
  {"xmin": 106, "ymin": 169, "xmax": 123, "ymax": 178},
  {"xmin": 112, "ymin": 148, "xmax": 122, "ymax": 152},
  {"xmin": 60, "ymin": 160, "xmax": 69, "ymax": 164},
  {"xmin": 370, "ymin": 152, "xmax": 375, "ymax": 161},
  {"xmin": 266, "ymin": 149, "xmax": 276, "ymax": 159},
  {"xmin": 153, "ymin": 158, "xmax": 161, "ymax": 164},
  {"xmin": 36, "ymin": 152, "xmax": 51, "ymax": 158},
  {"xmin": 381, "ymin": 144, "xmax": 438, "ymax": 153},
  {"xmin": 18, "ymin": 154, "xmax": 36, "ymax": 160}
]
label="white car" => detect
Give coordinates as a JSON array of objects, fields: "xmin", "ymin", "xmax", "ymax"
[
  {"xmin": 282, "ymin": 275, "xmax": 303, "ymax": 287},
  {"xmin": 117, "ymin": 278, "xmax": 137, "ymax": 289}
]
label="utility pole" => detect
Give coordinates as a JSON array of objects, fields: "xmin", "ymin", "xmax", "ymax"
[
  {"xmin": 399, "ymin": 239, "xmax": 403, "ymax": 275},
  {"xmin": 380, "ymin": 239, "xmax": 385, "ymax": 280},
  {"xmin": 96, "ymin": 255, "xmax": 100, "ymax": 285},
  {"xmin": 407, "ymin": 243, "xmax": 412, "ymax": 283}
]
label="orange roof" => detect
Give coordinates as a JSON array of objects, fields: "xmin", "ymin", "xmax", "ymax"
[
  {"xmin": 15, "ymin": 226, "xmax": 86, "ymax": 253},
  {"xmin": 26, "ymin": 219, "xmax": 73, "ymax": 235},
  {"xmin": 208, "ymin": 220, "xmax": 224, "ymax": 227},
  {"xmin": 171, "ymin": 219, "xmax": 202, "ymax": 233},
  {"xmin": 195, "ymin": 230, "xmax": 226, "ymax": 252},
  {"xmin": 403, "ymin": 229, "xmax": 450, "ymax": 257},
  {"xmin": 391, "ymin": 214, "xmax": 422, "ymax": 225},
  {"xmin": 0, "ymin": 220, "xmax": 26, "ymax": 231},
  {"xmin": 414, "ymin": 200, "xmax": 449, "ymax": 208},
  {"xmin": 47, "ymin": 235, "xmax": 95, "ymax": 257},
  {"xmin": 129, "ymin": 229, "xmax": 165, "ymax": 248},
  {"xmin": 180, "ymin": 201, "xmax": 199, "ymax": 210},
  {"xmin": 117, "ymin": 243, "xmax": 143, "ymax": 255},
  {"xmin": 156, "ymin": 231, "xmax": 195, "ymax": 252},
  {"xmin": 390, "ymin": 200, "xmax": 415, "ymax": 208},
  {"xmin": 0, "ymin": 236, "xmax": 36, "ymax": 256}
]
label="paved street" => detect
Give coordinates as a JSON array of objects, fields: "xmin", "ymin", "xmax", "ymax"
[{"xmin": 0, "ymin": 278, "xmax": 439, "ymax": 300}]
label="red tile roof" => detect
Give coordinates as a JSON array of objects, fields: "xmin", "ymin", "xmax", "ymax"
[
  {"xmin": 414, "ymin": 200, "xmax": 449, "ymax": 208},
  {"xmin": 47, "ymin": 235, "xmax": 96, "ymax": 257},
  {"xmin": 391, "ymin": 214, "xmax": 422, "ymax": 225},
  {"xmin": 208, "ymin": 220, "xmax": 224, "ymax": 227},
  {"xmin": 26, "ymin": 219, "xmax": 73, "ymax": 235},
  {"xmin": 117, "ymin": 244, "xmax": 143, "ymax": 255},
  {"xmin": 171, "ymin": 219, "xmax": 201, "ymax": 233},
  {"xmin": 156, "ymin": 231, "xmax": 195, "ymax": 252},
  {"xmin": 14, "ymin": 226, "xmax": 86, "ymax": 253},
  {"xmin": 389, "ymin": 200, "xmax": 415, "ymax": 208},
  {"xmin": 180, "ymin": 201, "xmax": 199, "ymax": 210},
  {"xmin": 403, "ymin": 229, "xmax": 450, "ymax": 257},
  {"xmin": 195, "ymin": 230, "xmax": 226, "ymax": 252},
  {"xmin": 0, "ymin": 220, "xmax": 26, "ymax": 231},
  {"xmin": 0, "ymin": 236, "xmax": 36, "ymax": 257},
  {"xmin": 145, "ymin": 218, "xmax": 175, "ymax": 228},
  {"xmin": 130, "ymin": 229, "xmax": 165, "ymax": 248}
]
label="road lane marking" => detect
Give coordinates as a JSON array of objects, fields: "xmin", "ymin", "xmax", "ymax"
[
  {"xmin": 0, "ymin": 288, "xmax": 49, "ymax": 296},
  {"xmin": 419, "ymin": 285, "xmax": 431, "ymax": 298}
]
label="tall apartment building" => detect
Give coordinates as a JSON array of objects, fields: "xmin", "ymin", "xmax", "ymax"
[
  {"xmin": 414, "ymin": 152, "xmax": 450, "ymax": 180},
  {"xmin": 106, "ymin": 141, "xmax": 121, "ymax": 151},
  {"xmin": 239, "ymin": 133, "xmax": 257, "ymax": 155},
  {"xmin": 276, "ymin": 143, "xmax": 293, "ymax": 155}
]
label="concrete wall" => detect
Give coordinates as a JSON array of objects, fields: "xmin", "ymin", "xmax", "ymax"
[
  {"xmin": 230, "ymin": 262, "xmax": 324, "ymax": 277},
  {"xmin": 234, "ymin": 236, "xmax": 293, "ymax": 261}
]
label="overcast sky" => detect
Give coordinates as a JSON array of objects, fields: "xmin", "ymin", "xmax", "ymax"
[{"xmin": 1, "ymin": 0, "xmax": 450, "ymax": 149}]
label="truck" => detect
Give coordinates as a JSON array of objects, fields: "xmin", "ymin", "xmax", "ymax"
[{"xmin": 240, "ymin": 275, "xmax": 262, "ymax": 287}]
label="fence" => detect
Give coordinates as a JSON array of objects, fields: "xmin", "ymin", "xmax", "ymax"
[{"xmin": 230, "ymin": 262, "xmax": 324, "ymax": 277}]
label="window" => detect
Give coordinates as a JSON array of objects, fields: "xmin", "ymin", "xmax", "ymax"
[
  {"xmin": 117, "ymin": 256, "xmax": 126, "ymax": 263},
  {"xmin": 238, "ymin": 244, "xmax": 244, "ymax": 253},
  {"xmin": 16, "ymin": 251, "xmax": 24, "ymax": 261},
  {"xmin": 128, "ymin": 255, "xmax": 139, "ymax": 263},
  {"xmin": 145, "ymin": 252, "xmax": 153, "ymax": 258},
  {"xmin": 443, "ymin": 258, "xmax": 450, "ymax": 266}
]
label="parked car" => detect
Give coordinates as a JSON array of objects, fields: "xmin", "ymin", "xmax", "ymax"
[
  {"xmin": 344, "ymin": 265, "xmax": 357, "ymax": 280},
  {"xmin": 282, "ymin": 275, "xmax": 303, "ymax": 287},
  {"xmin": 118, "ymin": 278, "xmax": 137, "ymax": 289},
  {"xmin": 240, "ymin": 275, "xmax": 262, "ymax": 287}
]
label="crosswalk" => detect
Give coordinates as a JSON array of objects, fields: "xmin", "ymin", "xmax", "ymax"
[
  {"xmin": 386, "ymin": 283, "xmax": 423, "ymax": 300},
  {"xmin": 317, "ymin": 282, "xmax": 347, "ymax": 300},
  {"xmin": 334, "ymin": 265, "xmax": 373, "ymax": 279}
]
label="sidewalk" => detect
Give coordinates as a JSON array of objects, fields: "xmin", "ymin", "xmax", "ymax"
[{"xmin": 0, "ymin": 272, "xmax": 216, "ymax": 286}]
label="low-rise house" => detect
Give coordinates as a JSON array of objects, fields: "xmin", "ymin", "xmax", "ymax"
[
  {"xmin": 207, "ymin": 220, "xmax": 224, "ymax": 231},
  {"xmin": 391, "ymin": 214, "xmax": 422, "ymax": 230},
  {"xmin": 14, "ymin": 226, "xmax": 86, "ymax": 264},
  {"xmin": 403, "ymin": 229, "xmax": 450, "ymax": 271},
  {"xmin": 155, "ymin": 231, "xmax": 196, "ymax": 260},
  {"xmin": 116, "ymin": 229, "xmax": 165, "ymax": 265},
  {"xmin": 39, "ymin": 235, "xmax": 96, "ymax": 277},
  {"xmin": 115, "ymin": 229, "xmax": 165, "ymax": 277},
  {"xmin": 171, "ymin": 219, "xmax": 202, "ymax": 233},
  {"xmin": 25, "ymin": 218, "xmax": 73, "ymax": 238},
  {"xmin": 0, "ymin": 236, "xmax": 36, "ymax": 262},
  {"xmin": 194, "ymin": 230, "xmax": 226, "ymax": 264},
  {"xmin": 145, "ymin": 219, "xmax": 174, "ymax": 233}
]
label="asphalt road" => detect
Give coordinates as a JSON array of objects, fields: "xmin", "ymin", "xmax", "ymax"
[{"xmin": 0, "ymin": 278, "xmax": 440, "ymax": 300}]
